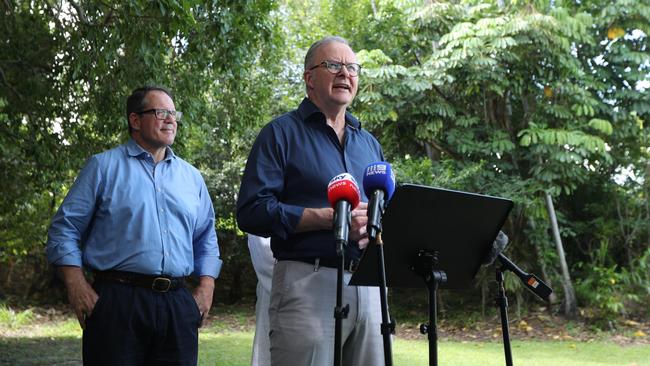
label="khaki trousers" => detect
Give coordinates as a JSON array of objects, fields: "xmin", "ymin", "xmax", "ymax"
[{"xmin": 269, "ymin": 260, "xmax": 385, "ymax": 366}]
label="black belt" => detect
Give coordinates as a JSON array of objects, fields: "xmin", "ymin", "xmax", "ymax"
[
  {"xmin": 286, "ymin": 257, "xmax": 359, "ymax": 273},
  {"xmin": 94, "ymin": 270, "xmax": 185, "ymax": 292}
]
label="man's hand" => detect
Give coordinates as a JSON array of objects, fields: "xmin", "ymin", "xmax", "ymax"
[
  {"xmin": 192, "ymin": 276, "xmax": 215, "ymax": 327},
  {"xmin": 59, "ymin": 266, "xmax": 98, "ymax": 329},
  {"xmin": 297, "ymin": 204, "xmax": 370, "ymax": 248},
  {"xmin": 350, "ymin": 202, "xmax": 369, "ymax": 248},
  {"xmin": 296, "ymin": 207, "xmax": 334, "ymax": 233}
]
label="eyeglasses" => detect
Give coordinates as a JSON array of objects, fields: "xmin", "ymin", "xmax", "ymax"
[
  {"xmin": 308, "ymin": 60, "xmax": 361, "ymax": 76},
  {"xmin": 138, "ymin": 109, "xmax": 183, "ymax": 121}
]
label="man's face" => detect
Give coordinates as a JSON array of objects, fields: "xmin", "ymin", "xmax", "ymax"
[
  {"xmin": 129, "ymin": 90, "xmax": 177, "ymax": 149},
  {"xmin": 305, "ymin": 42, "xmax": 359, "ymax": 110}
]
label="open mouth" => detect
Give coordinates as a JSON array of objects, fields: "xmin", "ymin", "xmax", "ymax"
[{"xmin": 333, "ymin": 83, "xmax": 351, "ymax": 91}]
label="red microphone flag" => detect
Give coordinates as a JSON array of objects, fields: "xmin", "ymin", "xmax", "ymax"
[{"xmin": 327, "ymin": 173, "xmax": 360, "ymax": 209}]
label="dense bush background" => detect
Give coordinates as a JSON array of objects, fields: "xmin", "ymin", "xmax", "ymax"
[{"xmin": 1, "ymin": 0, "xmax": 648, "ymax": 326}]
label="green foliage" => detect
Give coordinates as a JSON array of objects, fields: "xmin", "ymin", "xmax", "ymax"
[
  {"xmin": 575, "ymin": 243, "xmax": 649, "ymax": 325},
  {"xmin": 1, "ymin": 0, "xmax": 648, "ymax": 319},
  {"xmin": 347, "ymin": 0, "xmax": 649, "ymax": 316},
  {"xmin": 0, "ymin": 0, "xmax": 282, "ymax": 302},
  {"xmin": 0, "ymin": 304, "xmax": 35, "ymax": 328}
]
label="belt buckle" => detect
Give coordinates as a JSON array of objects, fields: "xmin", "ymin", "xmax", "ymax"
[
  {"xmin": 152, "ymin": 277, "xmax": 172, "ymax": 292},
  {"xmin": 347, "ymin": 260, "xmax": 359, "ymax": 273}
]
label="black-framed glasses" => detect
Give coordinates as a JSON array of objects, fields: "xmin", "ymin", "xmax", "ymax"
[
  {"xmin": 308, "ymin": 60, "xmax": 361, "ymax": 76},
  {"xmin": 137, "ymin": 109, "xmax": 183, "ymax": 121}
]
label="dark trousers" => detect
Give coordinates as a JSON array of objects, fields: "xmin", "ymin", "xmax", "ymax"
[{"xmin": 83, "ymin": 281, "xmax": 202, "ymax": 366}]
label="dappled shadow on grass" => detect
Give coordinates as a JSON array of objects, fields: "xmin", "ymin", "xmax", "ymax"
[
  {"xmin": 0, "ymin": 331, "xmax": 253, "ymax": 366},
  {"xmin": 0, "ymin": 336, "xmax": 81, "ymax": 366}
]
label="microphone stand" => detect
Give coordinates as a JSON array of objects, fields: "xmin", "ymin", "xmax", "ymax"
[
  {"xmin": 494, "ymin": 254, "xmax": 552, "ymax": 366},
  {"xmin": 367, "ymin": 190, "xmax": 394, "ymax": 366},
  {"xmin": 333, "ymin": 203, "xmax": 351, "ymax": 366},
  {"xmin": 334, "ymin": 248, "xmax": 349, "ymax": 366},
  {"xmin": 412, "ymin": 250, "xmax": 447, "ymax": 366},
  {"xmin": 496, "ymin": 266, "xmax": 514, "ymax": 366}
]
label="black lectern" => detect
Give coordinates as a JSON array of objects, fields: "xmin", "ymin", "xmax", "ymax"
[{"xmin": 351, "ymin": 184, "xmax": 513, "ymax": 366}]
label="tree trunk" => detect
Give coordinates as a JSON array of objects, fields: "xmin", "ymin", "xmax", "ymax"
[
  {"xmin": 370, "ymin": 0, "xmax": 378, "ymax": 18},
  {"xmin": 544, "ymin": 192, "xmax": 577, "ymax": 318},
  {"xmin": 646, "ymin": 162, "xmax": 650, "ymax": 245},
  {"xmin": 529, "ymin": 218, "xmax": 557, "ymax": 306},
  {"xmin": 481, "ymin": 278, "xmax": 487, "ymax": 317}
]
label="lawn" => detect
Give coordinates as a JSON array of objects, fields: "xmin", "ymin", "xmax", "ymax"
[
  {"xmin": 197, "ymin": 330, "xmax": 650, "ymax": 366},
  {"xmin": 2, "ymin": 317, "xmax": 649, "ymax": 365}
]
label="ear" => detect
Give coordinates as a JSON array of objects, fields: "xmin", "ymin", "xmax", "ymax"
[
  {"xmin": 304, "ymin": 70, "xmax": 315, "ymax": 91},
  {"xmin": 128, "ymin": 112, "xmax": 141, "ymax": 131}
]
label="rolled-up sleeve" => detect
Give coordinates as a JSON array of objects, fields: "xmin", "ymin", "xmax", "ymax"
[
  {"xmin": 46, "ymin": 157, "xmax": 101, "ymax": 267},
  {"xmin": 236, "ymin": 124, "xmax": 304, "ymax": 239},
  {"xmin": 192, "ymin": 178, "xmax": 223, "ymax": 278}
]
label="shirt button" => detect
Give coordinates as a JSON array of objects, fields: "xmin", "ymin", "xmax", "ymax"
[{"xmin": 160, "ymin": 208, "xmax": 164, "ymax": 213}]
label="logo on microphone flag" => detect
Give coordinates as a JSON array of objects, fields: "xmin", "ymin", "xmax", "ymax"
[
  {"xmin": 327, "ymin": 173, "xmax": 359, "ymax": 194},
  {"xmin": 327, "ymin": 173, "xmax": 360, "ymax": 208},
  {"xmin": 366, "ymin": 164, "xmax": 387, "ymax": 175}
]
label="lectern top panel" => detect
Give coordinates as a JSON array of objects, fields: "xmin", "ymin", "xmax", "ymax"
[{"xmin": 350, "ymin": 184, "xmax": 513, "ymax": 289}]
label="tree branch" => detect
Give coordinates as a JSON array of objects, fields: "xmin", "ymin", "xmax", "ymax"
[
  {"xmin": 0, "ymin": 66, "xmax": 23, "ymax": 100},
  {"xmin": 68, "ymin": 0, "xmax": 91, "ymax": 26}
]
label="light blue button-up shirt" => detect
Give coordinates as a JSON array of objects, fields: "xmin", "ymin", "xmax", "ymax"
[{"xmin": 46, "ymin": 139, "xmax": 222, "ymax": 278}]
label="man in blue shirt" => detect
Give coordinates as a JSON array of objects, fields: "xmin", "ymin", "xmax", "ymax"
[
  {"xmin": 237, "ymin": 36, "xmax": 384, "ymax": 366},
  {"xmin": 46, "ymin": 86, "xmax": 222, "ymax": 366}
]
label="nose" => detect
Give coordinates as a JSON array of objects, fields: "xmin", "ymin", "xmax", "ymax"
[{"xmin": 164, "ymin": 113, "xmax": 176, "ymax": 123}]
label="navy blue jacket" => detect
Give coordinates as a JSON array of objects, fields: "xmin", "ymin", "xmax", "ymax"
[{"xmin": 236, "ymin": 98, "xmax": 384, "ymax": 260}]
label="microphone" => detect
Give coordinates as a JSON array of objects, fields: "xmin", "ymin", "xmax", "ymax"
[
  {"xmin": 484, "ymin": 231, "xmax": 552, "ymax": 301},
  {"xmin": 327, "ymin": 173, "xmax": 361, "ymax": 249},
  {"xmin": 482, "ymin": 231, "xmax": 509, "ymax": 265},
  {"xmin": 498, "ymin": 254, "xmax": 553, "ymax": 301},
  {"xmin": 362, "ymin": 162, "xmax": 396, "ymax": 240}
]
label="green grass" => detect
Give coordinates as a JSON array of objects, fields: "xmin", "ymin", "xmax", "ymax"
[
  {"xmin": 1, "ymin": 308, "xmax": 649, "ymax": 366},
  {"xmin": 197, "ymin": 333, "xmax": 650, "ymax": 366},
  {"xmin": 0, "ymin": 304, "xmax": 35, "ymax": 328},
  {"xmin": 392, "ymin": 339, "xmax": 650, "ymax": 366},
  {"xmin": 199, "ymin": 331, "xmax": 254, "ymax": 366}
]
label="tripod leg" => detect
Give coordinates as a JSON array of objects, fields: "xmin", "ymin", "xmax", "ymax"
[
  {"xmin": 430, "ymin": 280, "xmax": 438, "ymax": 366},
  {"xmin": 497, "ymin": 268, "xmax": 514, "ymax": 366},
  {"xmin": 421, "ymin": 272, "xmax": 442, "ymax": 366}
]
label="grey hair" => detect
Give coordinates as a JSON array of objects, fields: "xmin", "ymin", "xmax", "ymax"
[{"xmin": 304, "ymin": 36, "xmax": 350, "ymax": 70}]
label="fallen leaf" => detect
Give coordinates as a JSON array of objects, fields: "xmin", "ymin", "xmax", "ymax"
[{"xmin": 634, "ymin": 330, "xmax": 646, "ymax": 337}]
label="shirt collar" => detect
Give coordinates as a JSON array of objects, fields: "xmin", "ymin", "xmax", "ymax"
[
  {"xmin": 126, "ymin": 138, "xmax": 176, "ymax": 161},
  {"xmin": 297, "ymin": 97, "xmax": 361, "ymax": 130}
]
